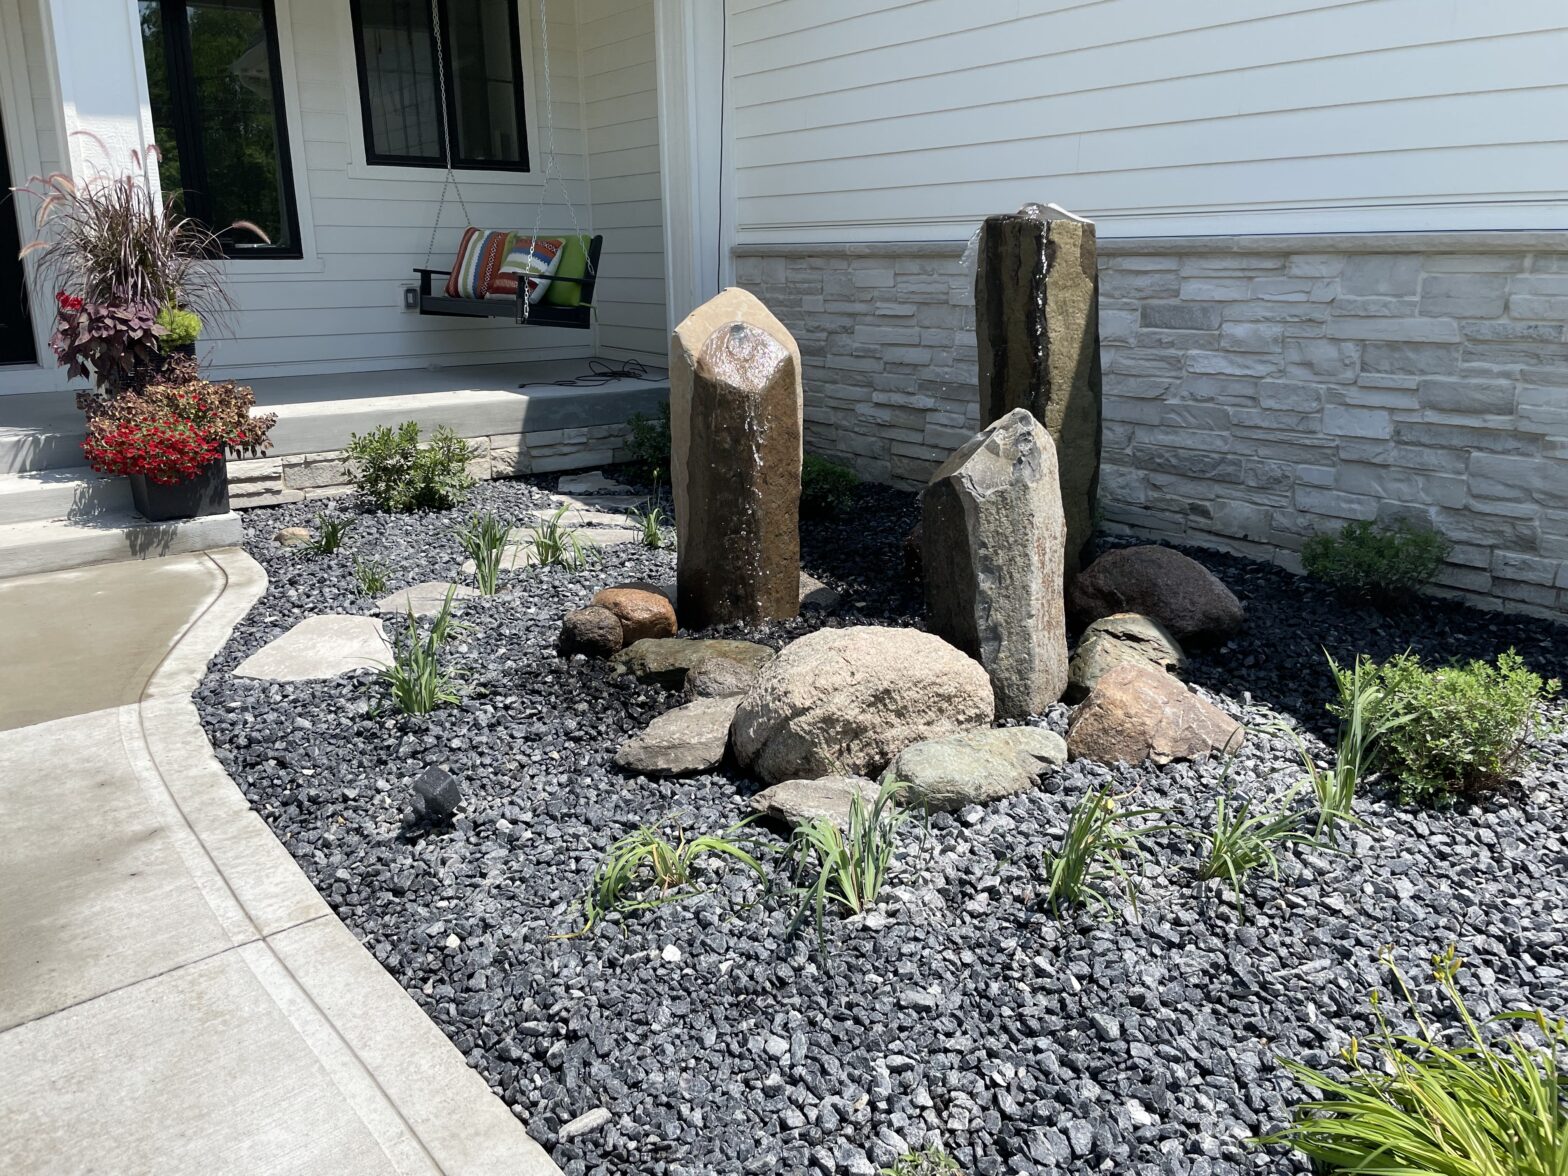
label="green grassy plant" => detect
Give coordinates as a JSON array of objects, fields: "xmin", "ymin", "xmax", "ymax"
[
  {"xmin": 787, "ymin": 779, "xmax": 911, "ymax": 947},
  {"xmin": 627, "ymin": 499, "xmax": 668, "ymax": 549},
  {"xmin": 379, "ymin": 587, "xmax": 461, "ymax": 715},
  {"xmin": 1262, "ymin": 945, "xmax": 1568, "ymax": 1174},
  {"xmin": 345, "ymin": 421, "xmax": 474, "ymax": 513},
  {"xmin": 302, "ymin": 514, "xmax": 350, "ymax": 556},
  {"xmin": 353, "ymin": 557, "xmax": 389, "ymax": 598},
  {"xmin": 1197, "ymin": 783, "xmax": 1317, "ymax": 916},
  {"xmin": 1337, "ymin": 649, "xmax": 1559, "ymax": 805},
  {"xmin": 1042, "ymin": 786, "xmax": 1165, "ymax": 918},
  {"xmin": 527, "ymin": 504, "xmax": 589, "ymax": 569},
  {"xmin": 1302, "ymin": 519, "xmax": 1451, "ymax": 604},
  {"xmin": 456, "ymin": 511, "xmax": 510, "ymax": 594},
  {"xmin": 573, "ymin": 818, "xmax": 767, "ymax": 935},
  {"xmin": 801, "ymin": 453, "xmax": 860, "ymax": 517},
  {"xmin": 882, "ymin": 1148, "xmax": 962, "ymax": 1176}
]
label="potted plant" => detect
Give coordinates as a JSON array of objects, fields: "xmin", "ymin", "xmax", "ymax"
[{"xmin": 78, "ymin": 355, "xmax": 277, "ymax": 521}]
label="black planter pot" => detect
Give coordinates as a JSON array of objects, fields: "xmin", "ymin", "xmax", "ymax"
[{"xmin": 129, "ymin": 458, "xmax": 229, "ymax": 522}]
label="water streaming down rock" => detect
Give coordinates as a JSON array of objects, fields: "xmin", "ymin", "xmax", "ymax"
[{"xmin": 669, "ymin": 288, "xmax": 803, "ymax": 628}]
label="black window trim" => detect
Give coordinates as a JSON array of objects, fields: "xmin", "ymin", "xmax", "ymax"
[
  {"xmin": 148, "ymin": 0, "xmax": 303, "ymax": 260},
  {"xmin": 348, "ymin": 0, "xmax": 532, "ymax": 173}
]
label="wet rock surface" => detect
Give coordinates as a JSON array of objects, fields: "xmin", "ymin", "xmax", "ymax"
[{"xmin": 199, "ymin": 478, "xmax": 1568, "ymax": 1176}]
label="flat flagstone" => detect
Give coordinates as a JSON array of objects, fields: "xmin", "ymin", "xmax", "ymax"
[
  {"xmin": 531, "ymin": 505, "xmax": 634, "ymax": 529},
  {"xmin": 555, "ymin": 493, "xmax": 649, "ymax": 511},
  {"xmin": 374, "ymin": 581, "xmax": 478, "ymax": 617},
  {"xmin": 234, "ymin": 615, "xmax": 393, "ymax": 681},
  {"xmin": 557, "ymin": 471, "xmax": 631, "ymax": 495}
]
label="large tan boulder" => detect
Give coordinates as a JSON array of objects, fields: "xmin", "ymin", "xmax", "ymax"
[
  {"xmin": 670, "ymin": 288, "xmax": 802, "ymax": 628},
  {"xmin": 1066, "ymin": 662, "xmax": 1243, "ymax": 766},
  {"xmin": 592, "ymin": 586, "xmax": 677, "ymax": 643},
  {"xmin": 975, "ymin": 210, "xmax": 1102, "ymax": 575},
  {"xmin": 732, "ymin": 626, "xmax": 994, "ymax": 784},
  {"xmin": 1069, "ymin": 546, "xmax": 1244, "ymax": 641},
  {"xmin": 922, "ymin": 408, "xmax": 1068, "ymax": 717}
]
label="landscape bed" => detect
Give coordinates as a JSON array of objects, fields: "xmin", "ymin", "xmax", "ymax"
[{"xmin": 197, "ymin": 477, "xmax": 1568, "ymax": 1176}]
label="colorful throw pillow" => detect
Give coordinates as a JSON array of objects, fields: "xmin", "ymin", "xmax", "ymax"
[
  {"xmin": 544, "ymin": 235, "xmax": 591, "ymax": 308},
  {"xmin": 493, "ymin": 235, "xmax": 564, "ymax": 304},
  {"xmin": 444, "ymin": 227, "xmax": 512, "ymax": 299}
]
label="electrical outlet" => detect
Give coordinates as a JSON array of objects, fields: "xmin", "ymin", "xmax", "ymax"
[{"xmin": 402, "ymin": 286, "xmax": 419, "ymax": 311}]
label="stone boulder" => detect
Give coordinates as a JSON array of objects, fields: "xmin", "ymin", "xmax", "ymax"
[
  {"xmin": 274, "ymin": 526, "xmax": 312, "ymax": 548},
  {"xmin": 670, "ymin": 288, "xmax": 802, "ymax": 628},
  {"xmin": 1069, "ymin": 546, "xmax": 1244, "ymax": 641},
  {"xmin": 1066, "ymin": 662, "xmax": 1243, "ymax": 766},
  {"xmin": 975, "ymin": 209, "xmax": 1102, "ymax": 574},
  {"xmin": 684, "ymin": 656, "xmax": 761, "ymax": 700},
  {"xmin": 592, "ymin": 586, "xmax": 677, "ymax": 643},
  {"xmin": 614, "ymin": 696, "xmax": 741, "ymax": 777},
  {"xmin": 558, "ymin": 606, "xmax": 623, "ymax": 658},
  {"xmin": 889, "ymin": 726, "xmax": 1067, "ymax": 811},
  {"xmin": 731, "ymin": 626, "xmax": 995, "ymax": 785},
  {"xmin": 611, "ymin": 637, "xmax": 776, "ymax": 690},
  {"xmin": 1066, "ymin": 612, "xmax": 1184, "ymax": 702},
  {"xmin": 922, "ymin": 408, "xmax": 1068, "ymax": 717},
  {"xmin": 750, "ymin": 775, "xmax": 882, "ymax": 831}
]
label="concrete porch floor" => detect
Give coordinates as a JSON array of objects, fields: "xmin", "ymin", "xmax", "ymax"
[{"xmin": 0, "ymin": 550, "xmax": 560, "ymax": 1175}]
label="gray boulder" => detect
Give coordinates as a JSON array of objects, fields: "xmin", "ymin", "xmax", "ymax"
[
  {"xmin": 889, "ymin": 726, "xmax": 1067, "ymax": 811},
  {"xmin": 922, "ymin": 408, "xmax": 1068, "ymax": 717},
  {"xmin": 614, "ymin": 696, "xmax": 741, "ymax": 777},
  {"xmin": 684, "ymin": 655, "xmax": 761, "ymax": 700},
  {"xmin": 732, "ymin": 626, "xmax": 995, "ymax": 784},
  {"xmin": 1069, "ymin": 546, "xmax": 1244, "ymax": 641},
  {"xmin": 1067, "ymin": 612, "xmax": 1184, "ymax": 702},
  {"xmin": 612, "ymin": 637, "xmax": 776, "ymax": 690},
  {"xmin": 750, "ymin": 775, "xmax": 881, "ymax": 831}
]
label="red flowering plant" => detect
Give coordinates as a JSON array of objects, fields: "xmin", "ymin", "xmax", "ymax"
[
  {"xmin": 50, "ymin": 291, "xmax": 167, "ymax": 390},
  {"xmin": 78, "ymin": 355, "xmax": 277, "ymax": 484}
]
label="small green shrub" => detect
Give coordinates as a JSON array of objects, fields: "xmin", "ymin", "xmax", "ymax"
[
  {"xmin": 1338, "ymin": 649, "xmax": 1559, "ymax": 804},
  {"xmin": 302, "ymin": 514, "xmax": 350, "ymax": 556},
  {"xmin": 787, "ymin": 779, "xmax": 910, "ymax": 948},
  {"xmin": 527, "ymin": 504, "xmax": 588, "ymax": 569},
  {"xmin": 800, "ymin": 454, "xmax": 859, "ymax": 517},
  {"xmin": 1262, "ymin": 945, "xmax": 1568, "ymax": 1174},
  {"xmin": 456, "ymin": 511, "xmax": 510, "ymax": 595},
  {"xmin": 883, "ymin": 1148, "xmax": 962, "ymax": 1176},
  {"xmin": 1042, "ymin": 786, "xmax": 1165, "ymax": 918},
  {"xmin": 380, "ymin": 588, "xmax": 461, "ymax": 715},
  {"xmin": 345, "ymin": 421, "xmax": 474, "ymax": 513},
  {"xmin": 572, "ymin": 818, "xmax": 767, "ymax": 936},
  {"xmin": 1302, "ymin": 519, "xmax": 1451, "ymax": 603},
  {"xmin": 623, "ymin": 403, "xmax": 671, "ymax": 483},
  {"xmin": 353, "ymin": 557, "xmax": 389, "ymax": 597},
  {"xmin": 155, "ymin": 305, "xmax": 202, "ymax": 351}
]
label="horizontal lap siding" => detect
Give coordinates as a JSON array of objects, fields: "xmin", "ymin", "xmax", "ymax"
[
  {"xmin": 727, "ymin": 0, "xmax": 1568, "ymax": 241},
  {"xmin": 207, "ymin": 0, "xmax": 596, "ymax": 379},
  {"xmin": 580, "ymin": 0, "xmax": 667, "ymax": 362}
]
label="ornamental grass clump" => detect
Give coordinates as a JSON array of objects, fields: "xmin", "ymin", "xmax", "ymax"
[
  {"xmin": 353, "ymin": 557, "xmax": 389, "ymax": 597},
  {"xmin": 1263, "ymin": 945, "xmax": 1568, "ymax": 1174},
  {"xmin": 1042, "ymin": 786, "xmax": 1165, "ymax": 918},
  {"xmin": 787, "ymin": 779, "xmax": 911, "ymax": 948},
  {"xmin": 627, "ymin": 499, "xmax": 668, "ymax": 549},
  {"xmin": 527, "ymin": 503, "xmax": 589, "ymax": 569},
  {"xmin": 882, "ymin": 1148, "xmax": 962, "ymax": 1176},
  {"xmin": 456, "ymin": 511, "xmax": 510, "ymax": 594},
  {"xmin": 77, "ymin": 354, "xmax": 275, "ymax": 483},
  {"xmin": 303, "ymin": 514, "xmax": 351, "ymax": 556},
  {"xmin": 1302, "ymin": 519, "xmax": 1451, "ymax": 604},
  {"xmin": 380, "ymin": 588, "xmax": 462, "ymax": 715},
  {"xmin": 345, "ymin": 421, "xmax": 474, "ymax": 513},
  {"xmin": 571, "ymin": 818, "xmax": 768, "ymax": 936},
  {"xmin": 1197, "ymin": 782, "xmax": 1318, "ymax": 916},
  {"xmin": 1338, "ymin": 649, "xmax": 1559, "ymax": 805}
]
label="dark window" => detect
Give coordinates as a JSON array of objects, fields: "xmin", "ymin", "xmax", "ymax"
[
  {"xmin": 350, "ymin": 0, "xmax": 530, "ymax": 171},
  {"xmin": 141, "ymin": 0, "xmax": 301, "ymax": 258}
]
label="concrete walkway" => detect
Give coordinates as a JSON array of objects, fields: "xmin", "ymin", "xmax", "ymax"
[{"xmin": 0, "ymin": 550, "xmax": 560, "ymax": 1176}]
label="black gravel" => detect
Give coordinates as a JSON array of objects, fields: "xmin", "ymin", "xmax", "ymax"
[{"xmin": 197, "ymin": 476, "xmax": 1568, "ymax": 1176}]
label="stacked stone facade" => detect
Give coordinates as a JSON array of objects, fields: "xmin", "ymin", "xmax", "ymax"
[{"xmin": 735, "ymin": 233, "xmax": 1568, "ymax": 615}]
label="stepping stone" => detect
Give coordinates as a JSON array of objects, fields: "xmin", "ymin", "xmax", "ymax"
[
  {"xmin": 614, "ymin": 695, "xmax": 741, "ymax": 777},
  {"xmin": 234, "ymin": 615, "xmax": 393, "ymax": 682},
  {"xmin": 461, "ymin": 544, "xmax": 539, "ymax": 575},
  {"xmin": 558, "ymin": 471, "xmax": 631, "ymax": 495},
  {"xmin": 532, "ymin": 505, "xmax": 633, "ymax": 529},
  {"xmin": 552, "ymin": 492, "xmax": 650, "ymax": 512},
  {"xmin": 374, "ymin": 581, "xmax": 478, "ymax": 616}
]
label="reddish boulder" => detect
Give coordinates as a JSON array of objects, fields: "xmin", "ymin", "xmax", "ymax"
[
  {"xmin": 592, "ymin": 586, "xmax": 678, "ymax": 643},
  {"xmin": 1069, "ymin": 546, "xmax": 1243, "ymax": 641},
  {"xmin": 1066, "ymin": 662, "xmax": 1243, "ymax": 766}
]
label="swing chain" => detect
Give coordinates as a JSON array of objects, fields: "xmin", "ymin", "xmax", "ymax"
[{"xmin": 423, "ymin": 0, "xmax": 473, "ymax": 273}]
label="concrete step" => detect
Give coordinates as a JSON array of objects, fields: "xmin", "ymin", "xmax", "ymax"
[
  {"xmin": 0, "ymin": 428, "xmax": 83, "ymax": 476},
  {"xmin": 0, "ymin": 466, "xmax": 132, "ymax": 526},
  {"xmin": 0, "ymin": 510, "xmax": 243, "ymax": 580}
]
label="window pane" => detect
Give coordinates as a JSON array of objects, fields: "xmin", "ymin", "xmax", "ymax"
[
  {"xmin": 446, "ymin": 0, "xmax": 524, "ymax": 165},
  {"xmin": 184, "ymin": 0, "xmax": 292, "ymax": 249},
  {"xmin": 355, "ymin": 0, "xmax": 442, "ymax": 161},
  {"xmin": 139, "ymin": 1, "xmax": 186, "ymax": 219}
]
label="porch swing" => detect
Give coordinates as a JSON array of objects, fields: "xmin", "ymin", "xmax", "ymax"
[{"xmin": 413, "ymin": 0, "xmax": 600, "ymax": 329}]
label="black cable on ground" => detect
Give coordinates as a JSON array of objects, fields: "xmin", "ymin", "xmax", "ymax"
[{"xmin": 517, "ymin": 358, "xmax": 661, "ymax": 389}]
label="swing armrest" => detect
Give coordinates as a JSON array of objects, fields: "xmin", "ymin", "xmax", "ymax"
[{"xmin": 414, "ymin": 268, "xmax": 451, "ymax": 296}]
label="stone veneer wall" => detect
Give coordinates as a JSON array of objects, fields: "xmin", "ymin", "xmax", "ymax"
[
  {"xmin": 734, "ymin": 232, "xmax": 1568, "ymax": 616},
  {"xmin": 226, "ymin": 422, "xmax": 640, "ymax": 508}
]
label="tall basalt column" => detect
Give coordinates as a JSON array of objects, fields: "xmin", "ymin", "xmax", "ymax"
[
  {"xmin": 671, "ymin": 288, "xmax": 802, "ymax": 628},
  {"xmin": 975, "ymin": 211, "xmax": 1102, "ymax": 576}
]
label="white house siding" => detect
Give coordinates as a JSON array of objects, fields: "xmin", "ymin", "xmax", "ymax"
[
  {"xmin": 204, "ymin": 0, "xmax": 598, "ymax": 380},
  {"xmin": 579, "ymin": 0, "xmax": 666, "ymax": 362},
  {"xmin": 726, "ymin": 0, "xmax": 1568, "ymax": 242}
]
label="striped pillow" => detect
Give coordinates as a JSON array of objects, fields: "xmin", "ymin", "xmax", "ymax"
[
  {"xmin": 493, "ymin": 235, "xmax": 564, "ymax": 304},
  {"xmin": 444, "ymin": 228, "xmax": 513, "ymax": 299}
]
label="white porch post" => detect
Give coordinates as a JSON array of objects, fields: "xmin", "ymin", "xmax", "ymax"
[
  {"xmin": 43, "ymin": 0, "xmax": 159, "ymax": 184},
  {"xmin": 655, "ymin": 0, "xmax": 732, "ymax": 330}
]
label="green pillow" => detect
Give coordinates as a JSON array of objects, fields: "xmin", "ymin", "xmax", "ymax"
[{"xmin": 544, "ymin": 236, "xmax": 591, "ymax": 307}]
